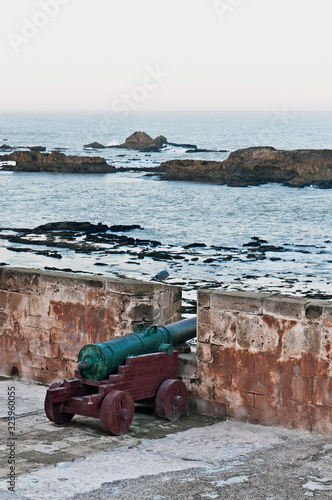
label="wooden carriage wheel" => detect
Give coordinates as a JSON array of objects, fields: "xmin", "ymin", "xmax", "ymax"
[
  {"xmin": 155, "ymin": 379, "xmax": 188, "ymax": 421},
  {"xmin": 44, "ymin": 382, "xmax": 75, "ymax": 424},
  {"xmin": 99, "ymin": 390, "xmax": 135, "ymax": 435}
]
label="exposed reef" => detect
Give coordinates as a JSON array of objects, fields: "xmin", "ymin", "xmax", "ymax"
[
  {"xmin": 0, "ymin": 151, "xmax": 115, "ymax": 173},
  {"xmin": 1, "ymin": 223, "xmax": 331, "ymax": 304},
  {"xmin": 160, "ymin": 147, "xmax": 332, "ymax": 188}
]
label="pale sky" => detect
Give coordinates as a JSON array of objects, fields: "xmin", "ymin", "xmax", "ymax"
[{"xmin": 1, "ymin": 0, "xmax": 332, "ymax": 111}]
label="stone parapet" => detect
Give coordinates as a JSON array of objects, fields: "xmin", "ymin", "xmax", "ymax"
[
  {"xmin": 188, "ymin": 290, "xmax": 332, "ymax": 433},
  {"xmin": 0, "ymin": 267, "xmax": 181, "ymax": 383}
]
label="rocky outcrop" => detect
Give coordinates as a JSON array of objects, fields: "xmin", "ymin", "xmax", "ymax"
[
  {"xmin": 109, "ymin": 132, "xmax": 201, "ymax": 152},
  {"xmin": 160, "ymin": 147, "xmax": 332, "ymax": 188},
  {"xmin": 84, "ymin": 142, "xmax": 105, "ymax": 149},
  {"xmin": 116, "ymin": 132, "xmax": 168, "ymax": 152},
  {"xmin": 2, "ymin": 151, "xmax": 115, "ymax": 174}
]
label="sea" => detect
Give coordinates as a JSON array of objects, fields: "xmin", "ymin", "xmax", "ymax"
[{"xmin": 0, "ymin": 111, "xmax": 331, "ymax": 309}]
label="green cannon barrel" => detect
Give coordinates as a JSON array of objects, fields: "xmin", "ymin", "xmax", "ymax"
[{"xmin": 77, "ymin": 316, "xmax": 197, "ymax": 381}]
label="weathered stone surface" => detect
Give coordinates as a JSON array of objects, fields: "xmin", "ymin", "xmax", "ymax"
[
  {"xmin": 262, "ymin": 295, "xmax": 306, "ymax": 320},
  {"xmin": 0, "ymin": 267, "xmax": 181, "ymax": 383},
  {"xmin": 191, "ymin": 289, "xmax": 332, "ymax": 433},
  {"xmin": 160, "ymin": 146, "xmax": 332, "ymax": 188},
  {"xmin": 210, "ymin": 290, "xmax": 266, "ymax": 314},
  {"xmin": 3, "ymin": 151, "xmax": 115, "ymax": 173}
]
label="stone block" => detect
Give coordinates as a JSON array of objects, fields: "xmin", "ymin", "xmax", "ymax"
[
  {"xmin": 211, "ymin": 345, "xmax": 255, "ymax": 371},
  {"xmin": 262, "ymin": 295, "xmax": 306, "ymax": 320},
  {"xmin": 42, "ymin": 357, "xmax": 68, "ymax": 374},
  {"xmin": 312, "ymin": 377, "xmax": 332, "ymax": 407},
  {"xmin": 198, "ymin": 306, "xmax": 210, "ymax": 325},
  {"xmin": 280, "ymin": 375, "xmax": 313, "ymax": 404},
  {"xmin": 197, "ymin": 371, "xmax": 215, "ymax": 401},
  {"xmin": 130, "ymin": 302, "xmax": 154, "ymax": 322},
  {"xmin": 303, "ymin": 323, "xmax": 322, "ymax": 355},
  {"xmin": 232, "ymin": 365, "xmax": 265, "ymax": 395},
  {"xmin": 0, "ymin": 311, "xmax": 8, "ymax": 328},
  {"xmin": 265, "ymin": 370, "xmax": 280, "ymax": 399},
  {"xmin": 254, "ymin": 394, "xmax": 278, "ymax": 412},
  {"xmin": 227, "ymin": 392, "xmax": 254, "ymax": 420},
  {"xmin": 197, "ymin": 322, "xmax": 211, "ymax": 344},
  {"xmin": 248, "ymin": 407, "xmax": 279, "ymax": 427},
  {"xmin": 210, "ymin": 290, "xmax": 266, "ymax": 313},
  {"xmin": 0, "ymin": 290, "xmax": 7, "ymax": 310},
  {"xmin": 50, "ymin": 300, "xmax": 86, "ymax": 334},
  {"xmin": 22, "ymin": 315, "xmax": 56, "ymax": 331},
  {"xmin": 311, "ymin": 405, "xmax": 332, "ymax": 433},
  {"xmin": 28, "ymin": 334, "xmax": 52, "ymax": 359},
  {"xmin": 26, "ymin": 355, "xmax": 44, "ymax": 370},
  {"xmin": 51, "ymin": 328, "xmax": 87, "ymax": 348},
  {"xmin": 7, "ymin": 291, "xmax": 29, "ymax": 313},
  {"xmin": 300, "ymin": 353, "xmax": 329, "ymax": 378},
  {"xmin": 197, "ymin": 289, "xmax": 210, "ymax": 308},
  {"xmin": 280, "ymin": 321, "xmax": 306, "ymax": 358},
  {"xmin": 56, "ymin": 343, "xmax": 81, "ymax": 362},
  {"xmin": 178, "ymin": 353, "xmax": 199, "ymax": 380},
  {"xmin": 213, "ymin": 370, "xmax": 233, "ymax": 393},
  {"xmin": 197, "ymin": 343, "xmax": 211, "ymax": 363},
  {"xmin": 0, "ymin": 267, "xmax": 40, "ymax": 294},
  {"xmin": 277, "ymin": 401, "xmax": 313, "ymax": 431},
  {"xmin": 29, "ymin": 294, "xmax": 52, "ymax": 318},
  {"xmin": 322, "ymin": 304, "xmax": 332, "ymax": 326},
  {"xmin": 236, "ymin": 313, "xmax": 279, "ymax": 352},
  {"xmin": 210, "ymin": 309, "xmax": 237, "ymax": 346},
  {"xmin": 188, "ymin": 397, "xmax": 226, "ymax": 418}
]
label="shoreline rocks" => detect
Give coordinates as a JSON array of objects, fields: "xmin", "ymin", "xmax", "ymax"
[
  {"xmin": 160, "ymin": 147, "xmax": 332, "ymax": 188},
  {"xmin": 1, "ymin": 151, "xmax": 115, "ymax": 174}
]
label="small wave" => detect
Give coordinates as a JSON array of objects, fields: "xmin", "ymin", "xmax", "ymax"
[
  {"xmin": 0, "ymin": 161, "xmax": 16, "ymax": 167},
  {"xmin": 161, "ymin": 145, "xmax": 188, "ymax": 153},
  {"xmin": 107, "ymin": 139, "xmax": 120, "ymax": 147}
]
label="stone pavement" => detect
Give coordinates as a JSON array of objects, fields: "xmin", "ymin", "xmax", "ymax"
[{"xmin": 0, "ymin": 377, "xmax": 332, "ymax": 499}]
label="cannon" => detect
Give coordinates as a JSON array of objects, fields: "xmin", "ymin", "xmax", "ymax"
[{"xmin": 45, "ymin": 316, "xmax": 196, "ymax": 435}]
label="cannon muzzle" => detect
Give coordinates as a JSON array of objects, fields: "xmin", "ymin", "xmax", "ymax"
[{"xmin": 77, "ymin": 316, "xmax": 196, "ymax": 381}]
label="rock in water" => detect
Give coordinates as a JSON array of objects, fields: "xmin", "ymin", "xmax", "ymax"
[
  {"xmin": 3, "ymin": 151, "xmax": 116, "ymax": 173},
  {"xmin": 29, "ymin": 146, "xmax": 46, "ymax": 152},
  {"xmin": 33, "ymin": 222, "xmax": 109, "ymax": 233},
  {"xmin": 84, "ymin": 142, "xmax": 105, "ymax": 149},
  {"xmin": 118, "ymin": 132, "xmax": 168, "ymax": 152},
  {"xmin": 160, "ymin": 147, "xmax": 332, "ymax": 188}
]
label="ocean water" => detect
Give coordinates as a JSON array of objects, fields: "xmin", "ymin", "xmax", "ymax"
[{"xmin": 0, "ymin": 111, "xmax": 331, "ymax": 305}]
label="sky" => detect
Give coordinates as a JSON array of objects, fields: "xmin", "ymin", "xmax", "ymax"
[{"xmin": 1, "ymin": 0, "xmax": 332, "ymax": 112}]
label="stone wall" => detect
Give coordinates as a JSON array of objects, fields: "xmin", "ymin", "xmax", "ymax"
[
  {"xmin": 0, "ymin": 267, "xmax": 181, "ymax": 383},
  {"xmin": 181, "ymin": 290, "xmax": 332, "ymax": 433}
]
